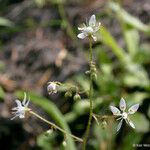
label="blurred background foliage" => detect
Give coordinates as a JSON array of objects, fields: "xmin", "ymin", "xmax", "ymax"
[{"xmin": 0, "ymin": 0, "xmax": 150, "ymax": 150}]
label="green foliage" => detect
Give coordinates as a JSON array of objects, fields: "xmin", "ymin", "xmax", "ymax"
[
  {"xmin": 93, "ymin": 120, "xmax": 116, "ymax": 150},
  {"xmin": 15, "ymin": 90, "xmax": 76, "ymax": 150},
  {"xmin": 37, "ymin": 133, "xmax": 53, "ymax": 150},
  {"xmin": 0, "ymin": 17, "xmax": 14, "ymax": 27},
  {"xmin": 99, "ymin": 26, "xmax": 127, "ymax": 62},
  {"xmin": 1, "ymin": 0, "xmax": 150, "ymax": 149},
  {"xmin": 130, "ymin": 112, "xmax": 149, "ymax": 133},
  {"xmin": 0, "ymin": 86, "xmax": 5, "ymax": 100},
  {"xmin": 122, "ymin": 131, "xmax": 141, "ymax": 150},
  {"xmin": 108, "ymin": 2, "xmax": 150, "ymax": 33},
  {"xmin": 67, "ymin": 2, "xmax": 150, "ymax": 149},
  {"xmin": 124, "ymin": 29, "xmax": 139, "ymax": 56}
]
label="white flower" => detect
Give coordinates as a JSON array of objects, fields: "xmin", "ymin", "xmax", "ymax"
[
  {"xmin": 110, "ymin": 98, "xmax": 139, "ymax": 131},
  {"xmin": 11, "ymin": 92, "xmax": 30, "ymax": 120},
  {"xmin": 77, "ymin": 14, "xmax": 101, "ymax": 41},
  {"xmin": 47, "ymin": 81, "xmax": 58, "ymax": 94}
]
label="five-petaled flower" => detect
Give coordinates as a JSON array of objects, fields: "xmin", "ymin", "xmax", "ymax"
[
  {"xmin": 11, "ymin": 92, "xmax": 30, "ymax": 120},
  {"xmin": 77, "ymin": 14, "xmax": 101, "ymax": 41},
  {"xmin": 47, "ymin": 81, "xmax": 59, "ymax": 94},
  {"xmin": 110, "ymin": 98, "xmax": 139, "ymax": 131}
]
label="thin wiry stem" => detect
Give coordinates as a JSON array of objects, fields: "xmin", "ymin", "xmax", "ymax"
[
  {"xmin": 82, "ymin": 37, "xmax": 93, "ymax": 150},
  {"xmin": 29, "ymin": 110, "xmax": 83, "ymax": 143}
]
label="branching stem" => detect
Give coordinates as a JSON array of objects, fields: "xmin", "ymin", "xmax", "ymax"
[{"xmin": 29, "ymin": 110, "xmax": 83, "ymax": 143}]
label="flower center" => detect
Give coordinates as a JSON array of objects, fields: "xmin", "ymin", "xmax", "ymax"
[
  {"xmin": 48, "ymin": 83, "xmax": 56, "ymax": 91},
  {"xmin": 122, "ymin": 112, "xmax": 128, "ymax": 119},
  {"xmin": 84, "ymin": 26, "xmax": 94, "ymax": 34}
]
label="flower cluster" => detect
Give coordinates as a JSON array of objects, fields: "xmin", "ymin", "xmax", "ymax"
[
  {"xmin": 10, "ymin": 14, "xmax": 140, "ymax": 136},
  {"xmin": 11, "ymin": 93, "xmax": 30, "ymax": 120},
  {"xmin": 110, "ymin": 98, "xmax": 139, "ymax": 131},
  {"xmin": 77, "ymin": 14, "xmax": 101, "ymax": 41}
]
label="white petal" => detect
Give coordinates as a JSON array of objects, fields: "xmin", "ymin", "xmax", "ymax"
[
  {"xmin": 53, "ymin": 90, "xmax": 57, "ymax": 94},
  {"xmin": 25, "ymin": 99, "xmax": 30, "ymax": 107},
  {"xmin": 89, "ymin": 14, "xmax": 96, "ymax": 27},
  {"xmin": 77, "ymin": 33, "xmax": 87, "ymax": 39},
  {"xmin": 19, "ymin": 114, "xmax": 25, "ymax": 119},
  {"xmin": 78, "ymin": 27, "xmax": 84, "ymax": 31},
  {"xmin": 78, "ymin": 23, "xmax": 87, "ymax": 30},
  {"xmin": 128, "ymin": 120, "xmax": 135, "ymax": 129},
  {"xmin": 128, "ymin": 104, "xmax": 139, "ymax": 114},
  {"xmin": 92, "ymin": 35, "xmax": 97, "ymax": 41},
  {"xmin": 11, "ymin": 115, "xmax": 19, "ymax": 120},
  {"xmin": 15, "ymin": 100, "xmax": 22, "ymax": 107},
  {"xmin": 93, "ymin": 22, "xmax": 101, "ymax": 32},
  {"xmin": 12, "ymin": 107, "xmax": 18, "ymax": 111},
  {"xmin": 119, "ymin": 98, "xmax": 126, "ymax": 111},
  {"xmin": 78, "ymin": 27, "xmax": 86, "ymax": 31},
  {"xmin": 116, "ymin": 116, "xmax": 123, "ymax": 121},
  {"xmin": 22, "ymin": 92, "xmax": 27, "ymax": 106},
  {"xmin": 117, "ymin": 119, "xmax": 123, "ymax": 132},
  {"xmin": 110, "ymin": 106, "xmax": 121, "ymax": 116}
]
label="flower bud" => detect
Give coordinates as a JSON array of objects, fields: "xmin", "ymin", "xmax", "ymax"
[
  {"xmin": 91, "ymin": 73, "xmax": 97, "ymax": 81},
  {"xmin": 91, "ymin": 67, "xmax": 97, "ymax": 73},
  {"xmin": 65, "ymin": 91, "xmax": 72, "ymax": 98},
  {"xmin": 73, "ymin": 93, "xmax": 81, "ymax": 101},
  {"xmin": 70, "ymin": 86, "xmax": 77, "ymax": 92},
  {"xmin": 62, "ymin": 141, "xmax": 67, "ymax": 147},
  {"xmin": 45, "ymin": 129, "xmax": 53, "ymax": 136},
  {"xmin": 101, "ymin": 120, "xmax": 107, "ymax": 129},
  {"xmin": 90, "ymin": 62, "xmax": 97, "ymax": 73}
]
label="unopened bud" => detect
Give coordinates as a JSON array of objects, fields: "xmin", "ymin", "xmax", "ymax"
[
  {"xmin": 73, "ymin": 93, "xmax": 81, "ymax": 101},
  {"xmin": 62, "ymin": 141, "xmax": 67, "ymax": 147},
  {"xmin": 101, "ymin": 120, "xmax": 107, "ymax": 129},
  {"xmin": 45, "ymin": 129, "xmax": 53, "ymax": 136},
  {"xmin": 65, "ymin": 91, "xmax": 72, "ymax": 98},
  {"xmin": 91, "ymin": 67, "xmax": 97, "ymax": 73},
  {"xmin": 91, "ymin": 73, "xmax": 97, "ymax": 81},
  {"xmin": 70, "ymin": 87, "xmax": 77, "ymax": 92}
]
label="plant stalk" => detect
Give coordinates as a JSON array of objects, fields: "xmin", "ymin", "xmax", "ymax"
[
  {"xmin": 82, "ymin": 37, "xmax": 93, "ymax": 150},
  {"xmin": 29, "ymin": 110, "xmax": 83, "ymax": 143}
]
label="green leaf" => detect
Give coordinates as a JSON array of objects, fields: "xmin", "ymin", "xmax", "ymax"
[
  {"xmin": 130, "ymin": 112, "xmax": 149, "ymax": 133},
  {"xmin": 95, "ymin": 47, "xmax": 111, "ymax": 64},
  {"xmin": 122, "ymin": 131, "xmax": 141, "ymax": 150},
  {"xmin": 124, "ymin": 29, "xmax": 139, "ymax": 56},
  {"xmin": 73, "ymin": 100, "xmax": 90, "ymax": 115},
  {"xmin": 93, "ymin": 120, "xmax": 116, "ymax": 150},
  {"xmin": 37, "ymin": 133, "xmax": 53, "ymax": 150},
  {"xmin": 0, "ymin": 86, "xmax": 5, "ymax": 100},
  {"xmin": 99, "ymin": 26, "xmax": 127, "ymax": 62},
  {"xmin": 64, "ymin": 112, "xmax": 78, "ymax": 123},
  {"xmin": 125, "ymin": 92, "xmax": 148, "ymax": 105},
  {"xmin": 34, "ymin": 0, "xmax": 46, "ymax": 7},
  {"xmin": 133, "ymin": 44, "xmax": 150, "ymax": 64},
  {"xmin": 74, "ymin": 75, "xmax": 90, "ymax": 93},
  {"xmin": 0, "ymin": 61, "xmax": 5, "ymax": 71},
  {"xmin": 15, "ymin": 90, "xmax": 76, "ymax": 150},
  {"xmin": 123, "ymin": 64, "xmax": 149, "ymax": 87},
  {"xmin": 72, "ymin": 97, "xmax": 103, "ymax": 116},
  {"xmin": 0, "ymin": 17, "xmax": 14, "ymax": 27},
  {"xmin": 108, "ymin": 2, "xmax": 150, "ymax": 33}
]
